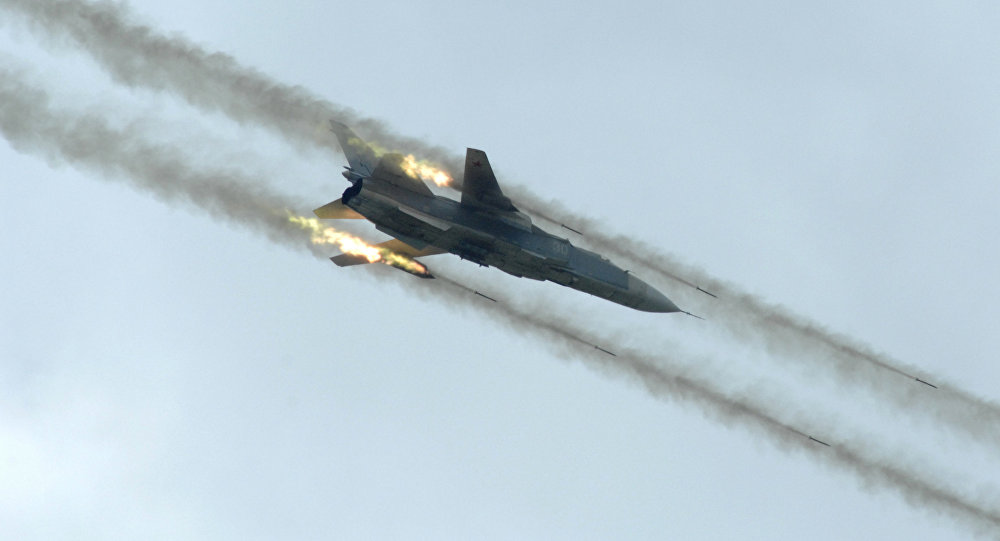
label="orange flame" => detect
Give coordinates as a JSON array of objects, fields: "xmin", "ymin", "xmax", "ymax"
[
  {"xmin": 350, "ymin": 136, "xmax": 454, "ymax": 188},
  {"xmin": 288, "ymin": 214, "xmax": 430, "ymax": 276},
  {"xmin": 401, "ymin": 154, "xmax": 452, "ymax": 187}
]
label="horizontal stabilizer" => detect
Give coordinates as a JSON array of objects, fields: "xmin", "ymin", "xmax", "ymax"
[
  {"xmin": 314, "ymin": 198, "xmax": 365, "ymax": 219},
  {"xmin": 331, "ymin": 252, "xmax": 372, "ymax": 267},
  {"xmin": 331, "ymin": 238, "xmax": 446, "ymax": 267}
]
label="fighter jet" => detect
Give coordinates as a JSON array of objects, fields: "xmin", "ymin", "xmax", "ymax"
[{"xmin": 315, "ymin": 122, "xmax": 680, "ymax": 313}]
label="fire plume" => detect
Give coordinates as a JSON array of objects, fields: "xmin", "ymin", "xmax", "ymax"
[
  {"xmin": 359, "ymin": 138, "xmax": 453, "ymax": 187},
  {"xmin": 288, "ymin": 214, "xmax": 432, "ymax": 277},
  {"xmin": 401, "ymin": 154, "xmax": 452, "ymax": 187}
]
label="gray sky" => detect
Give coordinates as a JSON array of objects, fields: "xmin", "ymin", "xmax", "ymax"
[{"xmin": 2, "ymin": 1, "xmax": 999, "ymax": 539}]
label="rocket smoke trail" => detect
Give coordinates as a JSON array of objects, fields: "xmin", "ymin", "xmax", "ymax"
[
  {"xmin": 0, "ymin": 65, "xmax": 335, "ymax": 259},
  {"xmin": 6, "ymin": 0, "xmax": 1000, "ymax": 466},
  {"xmin": 429, "ymin": 273, "xmax": 1000, "ymax": 538},
  {"xmin": 511, "ymin": 195, "xmax": 1000, "ymax": 451},
  {"xmin": 3, "ymin": 67, "xmax": 999, "ymax": 538},
  {"xmin": 10, "ymin": 0, "xmax": 994, "ymax": 456},
  {"xmin": 0, "ymin": 0, "xmax": 463, "ymax": 177}
]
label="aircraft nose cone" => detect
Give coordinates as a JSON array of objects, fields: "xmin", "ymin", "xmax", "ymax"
[
  {"xmin": 627, "ymin": 275, "xmax": 681, "ymax": 313},
  {"xmin": 639, "ymin": 289, "xmax": 681, "ymax": 313},
  {"xmin": 638, "ymin": 288, "xmax": 680, "ymax": 313}
]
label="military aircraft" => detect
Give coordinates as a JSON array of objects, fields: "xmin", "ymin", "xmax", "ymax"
[{"xmin": 314, "ymin": 121, "xmax": 681, "ymax": 313}]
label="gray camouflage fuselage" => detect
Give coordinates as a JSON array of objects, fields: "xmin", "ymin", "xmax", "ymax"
[{"xmin": 342, "ymin": 177, "xmax": 679, "ymax": 313}]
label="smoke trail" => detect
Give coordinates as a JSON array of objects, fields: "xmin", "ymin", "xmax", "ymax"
[
  {"xmin": 426, "ymin": 273, "xmax": 1000, "ymax": 538},
  {"xmin": 8, "ymin": 0, "xmax": 996, "ymax": 447},
  {"xmin": 3, "ymin": 68, "xmax": 998, "ymax": 538},
  {"xmin": 0, "ymin": 0, "xmax": 464, "ymax": 177},
  {"xmin": 512, "ymin": 194, "xmax": 1000, "ymax": 451},
  {"xmin": 0, "ymin": 64, "xmax": 341, "ymax": 258},
  {"xmin": 10, "ymin": 0, "xmax": 1000, "ymax": 465}
]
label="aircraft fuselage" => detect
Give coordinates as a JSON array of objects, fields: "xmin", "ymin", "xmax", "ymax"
[{"xmin": 343, "ymin": 179, "xmax": 679, "ymax": 313}]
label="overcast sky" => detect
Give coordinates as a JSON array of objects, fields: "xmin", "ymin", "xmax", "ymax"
[{"xmin": 2, "ymin": 1, "xmax": 1000, "ymax": 539}]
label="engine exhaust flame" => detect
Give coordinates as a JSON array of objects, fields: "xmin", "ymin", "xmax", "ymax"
[{"xmin": 287, "ymin": 214, "xmax": 432, "ymax": 277}]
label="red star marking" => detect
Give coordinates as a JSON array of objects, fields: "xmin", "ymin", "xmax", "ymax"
[{"xmin": 472, "ymin": 160, "xmax": 482, "ymax": 167}]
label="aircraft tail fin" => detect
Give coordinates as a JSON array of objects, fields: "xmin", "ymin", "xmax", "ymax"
[{"xmin": 461, "ymin": 148, "xmax": 517, "ymax": 211}]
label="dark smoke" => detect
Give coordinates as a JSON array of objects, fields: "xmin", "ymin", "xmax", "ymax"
[
  {"xmin": 511, "ymin": 194, "xmax": 1000, "ymax": 451},
  {"xmin": 3, "ymin": 9, "xmax": 1000, "ymax": 535},
  {"xmin": 425, "ymin": 273, "xmax": 1000, "ymax": 537},
  {"xmin": 0, "ymin": 64, "xmax": 345, "ymax": 259},
  {"xmin": 0, "ymin": 0, "xmax": 464, "ymax": 177},
  {"xmin": 8, "ymin": 0, "xmax": 997, "ymax": 456}
]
